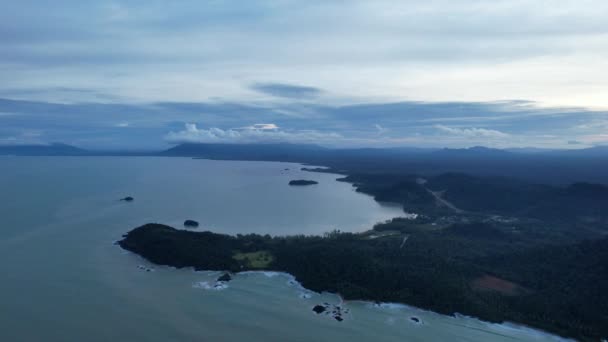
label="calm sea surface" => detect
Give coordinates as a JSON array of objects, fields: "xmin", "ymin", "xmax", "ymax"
[{"xmin": 0, "ymin": 157, "xmax": 569, "ymax": 341}]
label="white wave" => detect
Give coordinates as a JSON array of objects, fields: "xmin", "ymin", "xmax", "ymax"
[
  {"xmin": 479, "ymin": 322, "xmax": 575, "ymax": 342},
  {"xmin": 367, "ymin": 302, "xmax": 409, "ymax": 310},
  {"xmin": 192, "ymin": 281, "xmax": 212, "ymax": 289},
  {"xmin": 137, "ymin": 265, "xmax": 154, "ymax": 272},
  {"xmin": 153, "ymin": 267, "xmax": 576, "ymax": 341},
  {"xmin": 299, "ymin": 292, "xmax": 313, "ymax": 299},
  {"xmin": 192, "ymin": 281, "xmax": 229, "ymax": 291},
  {"xmin": 262, "ymin": 271, "xmax": 281, "ymax": 278}
]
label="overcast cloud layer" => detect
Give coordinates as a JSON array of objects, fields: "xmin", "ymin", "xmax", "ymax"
[
  {"xmin": 1, "ymin": 1, "xmax": 607, "ymax": 149},
  {"xmin": 1, "ymin": 97, "xmax": 607, "ymax": 149}
]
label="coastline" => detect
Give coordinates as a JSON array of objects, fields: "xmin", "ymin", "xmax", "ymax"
[
  {"xmin": 118, "ymin": 226, "xmax": 583, "ymax": 341},
  {"xmin": 121, "ymin": 244, "xmax": 575, "ymax": 342},
  {"xmin": 114, "ymin": 158, "xmax": 608, "ymax": 340}
]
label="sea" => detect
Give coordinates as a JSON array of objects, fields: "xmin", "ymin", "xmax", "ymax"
[{"xmin": 0, "ymin": 156, "xmax": 571, "ymax": 341}]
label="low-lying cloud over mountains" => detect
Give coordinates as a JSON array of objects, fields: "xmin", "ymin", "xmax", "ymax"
[{"xmin": 1, "ymin": 96, "xmax": 607, "ymax": 149}]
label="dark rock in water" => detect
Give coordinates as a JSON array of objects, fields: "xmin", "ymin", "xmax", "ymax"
[
  {"xmin": 137, "ymin": 264, "xmax": 154, "ymax": 272},
  {"xmin": 184, "ymin": 220, "xmax": 199, "ymax": 228},
  {"xmin": 284, "ymin": 168, "xmax": 290, "ymax": 171},
  {"xmin": 121, "ymin": 196, "xmax": 134, "ymax": 202},
  {"xmin": 334, "ymin": 316, "xmax": 343, "ymax": 322},
  {"xmin": 410, "ymin": 317, "xmax": 420, "ymax": 323},
  {"xmin": 289, "ymin": 180, "xmax": 318, "ymax": 186},
  {"xmin": 312, "ymin": 305, "xmax": 326, "ymax": 314},
  {"xmin": 217, "ymin": 273, "xmax": 232, "ymax": 282}
]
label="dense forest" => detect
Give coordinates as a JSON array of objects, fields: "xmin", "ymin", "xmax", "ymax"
[
  {"xmin": 120, "ymin": 223, "xmax": 608, "ymax": 341},
  {"xmin": 332, "ymin": 171, "xmax": 608, "ymax": 231}
]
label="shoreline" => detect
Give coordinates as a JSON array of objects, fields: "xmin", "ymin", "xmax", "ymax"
[
  {"xmin": 123, "ymin": 245, "xmax": 575, "ymax": 342},
  {"xmin": 113, "ymin": 158, "xmax": 608, "ymax": 340},
  {"xmin": 117, "ymin": 222, "xmax": 600, "ymax": 340}
]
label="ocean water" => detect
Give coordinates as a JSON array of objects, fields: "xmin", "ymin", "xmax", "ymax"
[{"xmin": 0, "ymin": 157, "xmax": 570, "ymax": 341}]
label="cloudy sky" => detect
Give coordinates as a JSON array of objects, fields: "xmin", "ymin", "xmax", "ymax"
[{"xmin": 1, "ymin": 0, "xmax": 607, "ymax": 149}]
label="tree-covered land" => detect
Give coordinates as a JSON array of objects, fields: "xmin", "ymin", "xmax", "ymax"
[{"xmin": 120, "ymin": 222, "xmax": 608, "ymax": 341}]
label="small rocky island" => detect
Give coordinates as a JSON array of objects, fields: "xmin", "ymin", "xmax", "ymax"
[
  {"xmin": 184, "ymin": 219, "xmax": 199, "ymax": 228},
  {"xmin": 288, "ymin": 179, "xmax": 318, "ymax": 186},
  {"xmin": 217, "ymin": 273, "xmax": 232, "ymax": 282},
  {"xmin": 312, "ymin": 303, "xmax": 348, "ymax": 321}
]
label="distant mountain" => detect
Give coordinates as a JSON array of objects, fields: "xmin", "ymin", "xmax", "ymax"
[
  {"xmin": 548, "ymin": 146, "xmax": 608, "ymax": 158},
  {"xmin": 333, "ymin": 146, "xmax": 437, "ymax": 157},
  {"xmin": 162, "ymin": 143, "xmax": 329, "ymax": 161},
  {"xmin": 430, "ymin": 146, "xmax": 513, "ymax": 158},
  {"xmin": 4, "ymin": 141, "xmax": 607, "ymax": 184},
  {"xmin": 505, "ymin": 147, "xmax": 557, "ymax": 154},
  {"xmin": 0, "ymin": 143, "xmax": 87, "ymax": 156}
]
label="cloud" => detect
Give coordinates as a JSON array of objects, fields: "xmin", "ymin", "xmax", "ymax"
[
  {"xmin": 2, "ymin": 1, "xmax": 608, "ymax": 107},
  {"xmin": 115, "ymin": 122, "xmax": 129, "ymax": 127},
  {"xmin": 581, "ymin": 134, "xmax": 608, "ymax": 144},
  {"xmin": 0, "ymin": 87, "xmax": 122, "ymax": 103},
  {"xmin": 2, "ymin": 96, "xmax": 607, "ymax": 149},
  {"xmin": 374, "ymin": 124, "xmax": 388, "ymax": 134},
  {"xmin": 0, "ymin": 129, "xmax": 45, "ymax": 146},
  {"xmin": 241, "ymin": 123, "xmax": 279, "ymax": 130},
  {"xmin": 435, "ymin": 125, "xmax": 510, "ymax": 138},
  {"xmin": 165, "ymin": 123, "xmax": 342, "ymax": 144},
  {"xmin": 250, "ymin": 83, "xmax": 323, "ymax": 99},
  {"xmin": 575, "ymin": 119, "xmax": 608, "ymax": 130}
]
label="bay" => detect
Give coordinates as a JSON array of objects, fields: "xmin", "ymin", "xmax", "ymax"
[{"xmin": 0, "ymin": 157, "xmax": 570, "ymax": 341}]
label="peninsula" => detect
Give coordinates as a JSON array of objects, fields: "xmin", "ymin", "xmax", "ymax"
[{"xmin": 119, "ymin": 222, "xmax": 608, "ymax": 341}]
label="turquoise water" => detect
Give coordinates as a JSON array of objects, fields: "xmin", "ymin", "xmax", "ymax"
[{"xmin": 0, "ymin": 157, "xmax": 570, "ymax": 341}]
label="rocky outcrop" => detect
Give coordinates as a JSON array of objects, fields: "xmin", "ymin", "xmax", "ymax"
[
  {"xmin": 288, "ymin": 180, "xmax": 318, "ymax": 186},
  {"xmin": 217, "ymin": 273, "xmax": 232, "ymax": 282}
]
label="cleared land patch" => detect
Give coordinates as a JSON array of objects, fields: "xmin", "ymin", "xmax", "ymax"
[
  {"xmin": 472, "ymin": 275, "xmax": 523, "ymax": 296},
  {"xmin": 233, "ymin": 250, "xmax": 274, "ymax": 269}
]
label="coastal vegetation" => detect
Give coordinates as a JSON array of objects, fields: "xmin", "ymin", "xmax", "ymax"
[{"xmin": 120, "ymin": 222, "xmax": 608, "ymax": 341}]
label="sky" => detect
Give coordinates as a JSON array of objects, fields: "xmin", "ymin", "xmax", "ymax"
[{"xmin": 1, "ymin": 0, "xmax": 607, "ymax": 149}]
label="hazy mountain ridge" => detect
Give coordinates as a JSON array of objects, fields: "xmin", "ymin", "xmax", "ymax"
[
  {"xmin": 0, "ymin": 143, "xmax": 87, "ymax": 156},
  {"xmin": 3, "ymin": 142, "xmax": 608, "ymax": 183}
]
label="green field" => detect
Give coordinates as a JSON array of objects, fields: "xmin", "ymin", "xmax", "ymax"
[{"xmin": 233, "ymin": 250, "xmax": 274, "ymax": 269}]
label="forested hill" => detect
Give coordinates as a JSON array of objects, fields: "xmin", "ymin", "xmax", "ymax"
[{"xmin": 336, "ymin": 172, "xmax": 608, "ymax": 228}]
